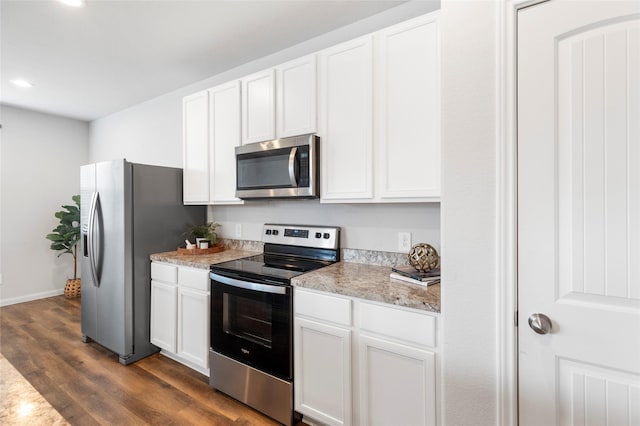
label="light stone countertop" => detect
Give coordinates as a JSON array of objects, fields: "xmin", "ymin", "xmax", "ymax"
[
  {"xmin": 149, "ymin": 249, "xmax": 259, "ymax": 269},
  {"xmin": 291, "ymin": 262, "xmax": 440, "ymax": 313},
  {"xmin": 150, "ymin": 249, "xmax": 440, "ymax": 313}
]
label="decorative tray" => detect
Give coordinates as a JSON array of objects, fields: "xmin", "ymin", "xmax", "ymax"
[{"xmin": 176, "ymin": 243, "xmax": 224, "ymax": 255}]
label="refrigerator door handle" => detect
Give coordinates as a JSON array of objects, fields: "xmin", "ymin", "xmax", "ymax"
[{"xmin": 87, "ymin": 191, "xmax": 100, "ymax": 287}]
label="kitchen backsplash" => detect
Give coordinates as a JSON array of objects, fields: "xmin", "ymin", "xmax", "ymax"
[
  {"xmin": 220, "ymin": 238, "xmax": 410, "ymax": 267},
  {"xmin": 342, "ymin": 248, "xmax": 409, "ymax": 267},
  {"xmin": 219, "ymin": 238, "xmax": 264, "ymax": 252}
]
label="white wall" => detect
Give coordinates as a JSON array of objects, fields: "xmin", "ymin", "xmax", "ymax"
[
  {"xmin": 440, "ymin": 1, "xmax": 499, "ymax": 424},
  {"xmin": 89, "ymin": 1, "xmax": 441, "ymax": 254},
  {"xmin": 0, "ymin": 105, "xmax": 89, "ymax": 305},
  {"xmin": 210, "ymin": 201, "xmax": 440, "ymax": 253}
]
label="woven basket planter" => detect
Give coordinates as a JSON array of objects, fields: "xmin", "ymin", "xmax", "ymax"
[{"xmin": 64, "ymin": 278, "xmax": 81, "ymax": 298}]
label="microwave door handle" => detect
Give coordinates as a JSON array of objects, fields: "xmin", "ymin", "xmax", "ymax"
[{"xmin": 288, "ymin": 147, "xmax": 298, "ymax": 187}]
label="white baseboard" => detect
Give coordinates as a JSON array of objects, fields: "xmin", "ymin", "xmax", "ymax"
[{"xmin": 0, "ymin": 288, "xmax": 65, "ymax": 307}]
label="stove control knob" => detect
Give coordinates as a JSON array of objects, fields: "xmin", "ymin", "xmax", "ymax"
[
  {"xmin": 266, "ymin": 229, "xmax": 272, "ymax": 235},
  {"xmin": 273, "ymin": 229, "xmax": 279, "ymax": 236},
  {"xmin": 315, "ymin": 232, "xmax": 322, "ymax": 239},
  {"xmin": 323, "ymin": 233, "xmax": 330, "ymax": 239}
]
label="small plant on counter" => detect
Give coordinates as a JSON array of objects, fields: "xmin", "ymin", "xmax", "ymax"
[
  {"xmin": 184, "ymin": 222, "xmax": 220, "ymax": 244},
  {"xmin": 46, "ymin": 195, "xmax": 82, "ymax": 297}
]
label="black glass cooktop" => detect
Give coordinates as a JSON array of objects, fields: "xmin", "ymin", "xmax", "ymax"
[{"xmin": 210, "ymin": 253, "xmax": 333, "ymax": 283}]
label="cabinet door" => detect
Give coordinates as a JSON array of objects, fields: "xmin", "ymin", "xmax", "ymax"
[
  {"xmin": 374, "ymin": 13, "xmax": 440, "ymax": 201},
  {"xmin": 150, "ymin": 280, "xmax": 178, "ymax": 353},
  {"xmin": 183, "ymin": 91, "xmax": 210, "ymax": 204},
  {"xmin": 209, "ymin": 81, "xmax": 243, "ymax": 204},
  {"xmin": 276, "ymin": 55, "xmax": 317, "ymax": 138},
  {"xmin": 358, "ymin": 335, "xmax": 436, "ymax": 426},
  {"xmin": 242, "ymin": 69, "xmax": 275, "ymax": 144},
  {"xmin": 294, "ymin": 317, "xmax": 352, "ymax": 426},
  {"xmin": 319, "ymin": 36, "xmax": 374, "ymax": 202},
  {"xmin": 177, "ymin": 287, "xmax": 210, "ymax": 369}
]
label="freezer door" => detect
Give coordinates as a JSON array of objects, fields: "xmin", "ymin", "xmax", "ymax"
[{"xmin": 81, "ymin": 159, "xmax": 132, "ymax": 356}]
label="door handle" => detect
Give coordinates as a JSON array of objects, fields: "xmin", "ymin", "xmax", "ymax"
[
  {"xmin": 528, "ymin": 313, "xmax": 552, "ymax": 335},
  {"xmin": 87, "ymin": 191, "xmax": 100, "ymax": 287}
]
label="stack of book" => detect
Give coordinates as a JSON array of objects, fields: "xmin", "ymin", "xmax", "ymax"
[{"xmin": 390, "ymin": 266, "xmax": 440, "ymax": 287}]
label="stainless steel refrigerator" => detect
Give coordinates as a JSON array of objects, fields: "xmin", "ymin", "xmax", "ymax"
[{"xmin": 80, "ymin": 159, "xmax": 205, "ymax": 365}]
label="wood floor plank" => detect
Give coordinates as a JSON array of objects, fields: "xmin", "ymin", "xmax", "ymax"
[{"xmin": 0, "ymin": 296, "xmax": 296, "ymax": 425}]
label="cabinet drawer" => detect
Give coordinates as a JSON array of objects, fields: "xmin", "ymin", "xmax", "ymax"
[
  {"xmin": 178, "ymin": 267, "xmax": 210, "ymax": 292},
  {"xmin": 151, "ymin": 262, "xmax": 178, "ymax": 284},
  {"xmin": 295, "ymin": 288, "xmax": 352, "ymax": 326},
  {"xmin": 360, "ymin": 302, "xmax": 436, "ymax": 348}
]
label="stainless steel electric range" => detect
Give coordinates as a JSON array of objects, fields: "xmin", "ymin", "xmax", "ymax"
[{"xmin": 209, "ymin": 224, "xmax": 340, "ymax": 426}]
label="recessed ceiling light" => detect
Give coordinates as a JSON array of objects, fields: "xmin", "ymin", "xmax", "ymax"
[
  {"xmin": 11, "ymin": 79, "xmax": 34, "ymax": 88},
  {"xmin": 59, "ymin": 0, "xmax": 85, "ymax": 7}
]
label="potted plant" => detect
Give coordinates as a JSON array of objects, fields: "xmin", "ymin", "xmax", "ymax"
[
  {"xmin": 184, "ymin": 222, "xmax": 220, "ymax": 248},
  {"xmin": 46, "ymin": 195, "xmax": 81, "ymax": 298}
]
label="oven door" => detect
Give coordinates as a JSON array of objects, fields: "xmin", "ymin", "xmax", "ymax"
[{"xmin": 210, "ymin": 272, "xmax": 292, "ymax": 381}]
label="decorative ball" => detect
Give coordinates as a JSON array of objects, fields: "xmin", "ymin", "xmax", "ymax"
[{"xmin": 408, "ymin": 243, "xmax": 440, "ymax": 272}]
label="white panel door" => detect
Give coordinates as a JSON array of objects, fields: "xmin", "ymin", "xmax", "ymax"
[
  {"xmin": 319, "ymin": 36, "xmax": 373, "ymax": 202},
  {"xmin": 358, "ymin": 335, "xmax": 436, "ymax": 426},
  {"xmin": 375, "ymin": 13, "xmax": 440, "ymax": 201},
  {"xmin": 242, "ymin": 69, "xmax": 275, "ymax": 144},
  {"xmin": 209, "ymin": 81, "xmax": 243, "ymax": 204},
  {"xmin": 182, "ymin": 91, "xmax": 209, "ymax": 204},
  {"xmin": 276, "ymin": 55, "xmax": 317, "ymax": 138},
  {"xmin": 150, "ymin": 280, "xmax": 177, "ymax": 353},
  {"xmin": 294, "ymin": 317, "xmax": 352, "ymax": 426},
  {"xmin": 518, "ymin": 2, "xmax": 640, "ymax": 425},
  {"xmin": 177, "ymin": 287, "xmax": 209, "ymax": 369}
]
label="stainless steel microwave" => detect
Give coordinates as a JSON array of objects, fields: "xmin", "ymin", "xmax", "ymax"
[{"xmin": 235, "ymin": 134, "xmax": 319, "ymax": 199}]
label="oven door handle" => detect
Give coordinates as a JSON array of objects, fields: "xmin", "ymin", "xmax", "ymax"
[{"xmin": 210, "ymin": 272, "xmax": 288, "ymax": 295}]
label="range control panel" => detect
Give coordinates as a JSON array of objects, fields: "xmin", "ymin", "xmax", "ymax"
[{"xmin": 262, "ymin": 224, "xmax": 340, "ymax": 250}]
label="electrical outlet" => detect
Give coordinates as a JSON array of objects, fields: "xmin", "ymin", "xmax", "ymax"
[
  {"xmin": 235, "ymin": 223, "xmax": 242, "ymax": 239},
  {"xmin": 398, "ymin": 232, "xmax": 412, "ymax": 252}
]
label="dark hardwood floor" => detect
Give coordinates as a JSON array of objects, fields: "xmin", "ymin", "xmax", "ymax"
[{"xmin": 0, "ymin": 295, "xmax": 283, "ymax": 425}]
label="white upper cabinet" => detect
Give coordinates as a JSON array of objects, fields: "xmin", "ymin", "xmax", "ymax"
[
  {"xmin": 182, "ymin": 83, "xmax": 243, "ymax": 206},
  {"xmin": 276, "ymin": 55, "xmax": 318, "ymax": 138},
  {"xmin": 319, "ymin": 12, "xmax": 440, "ymax": 203},
  {"xmin": 374, "ymin": 13, "xmax": 440, "ymax": 201},
  {"xmin": 242, "ymin": 56, "xmax": 318, "ymax": 144},
  {"xmin": 318, "ymin": 36, "xmax": 374, "ymax": 201},
  {"xmin": 242, "ymin": 69, "xmax": 276, "ymax": 144},
  {"xmin": 184, "ymin": 12, "xmax": 440, "ymax": 205},
  {"xmin": 209, "ymin": 81, "xmax": 243, "ymax": 204},
  {"xmin": 183, "ymin": 91, "xmax": 210, "ymax": 204}
]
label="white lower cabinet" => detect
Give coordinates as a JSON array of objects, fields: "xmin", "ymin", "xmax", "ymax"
[
  {"xmin": 177, "ymin": 287, "xmax": 209, "ymax": 368},
  {"xmin": 358, "ymin": 335, "xmax": 436, "ymax": 426},
  {"xmin": 150, "ymin": 261, "xmax": 210, "ymax": 375},
  {"xmin": 150, "ymin": 280, "xmax": 178, "ymax": 352},
  {"xmin": 295, "ymin": 317, "xmax": 352, "ymax": 426},
  {"xmin": 294, "ymin": 288, "xmax": 439, "ymax": 426}
]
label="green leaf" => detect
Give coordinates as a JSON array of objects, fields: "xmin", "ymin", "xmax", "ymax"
[{"xmin": 46, "ymin": 195, "xmax": 81, "ymax": 267}]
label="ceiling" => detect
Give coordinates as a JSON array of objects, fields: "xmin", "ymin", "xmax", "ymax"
[{"xmin": 1, "ymin": 0, "xmax": 409, "ymax": 122}]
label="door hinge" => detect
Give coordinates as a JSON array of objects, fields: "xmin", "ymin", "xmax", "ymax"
[{"xmin": 514, "ymin": 310, "xmax": 518, "ymax": 327}]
